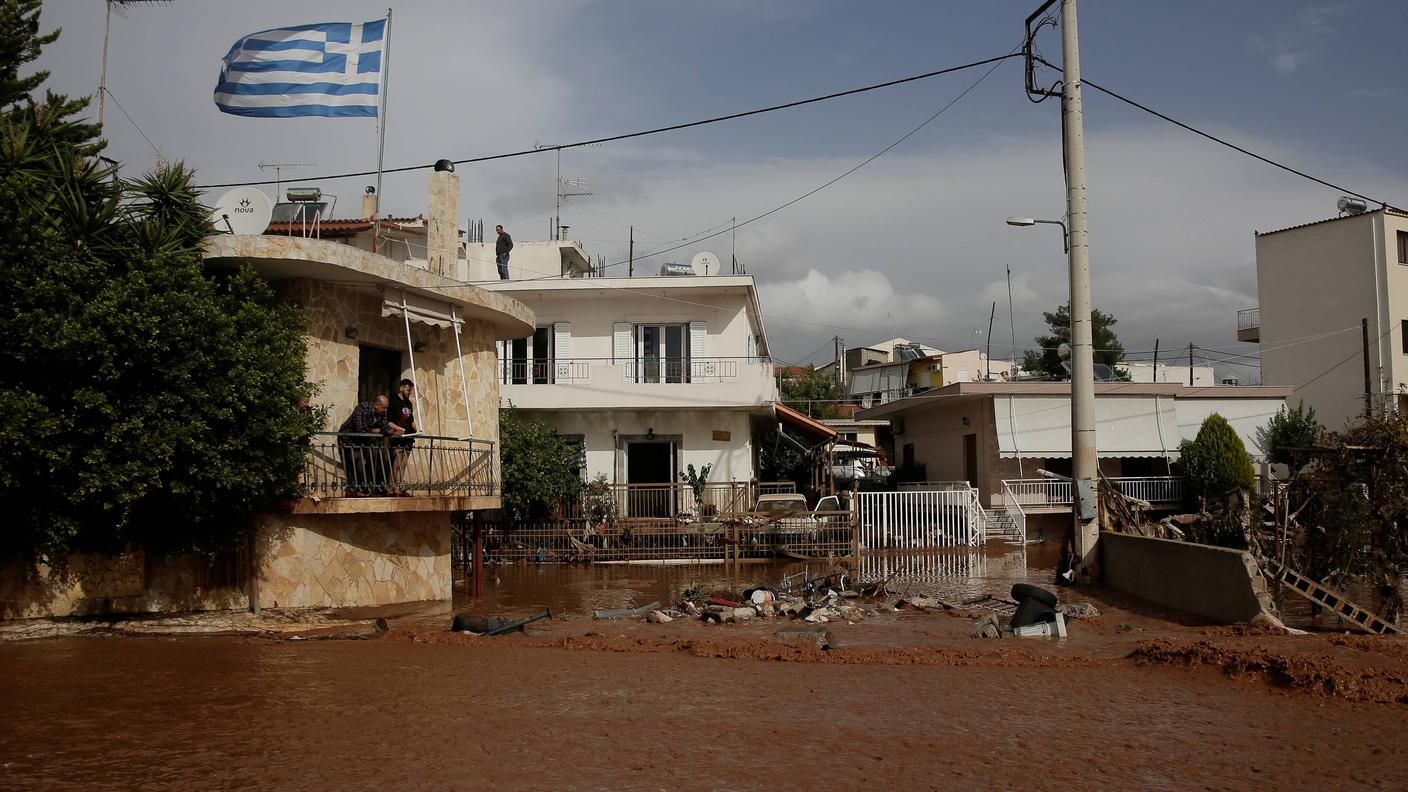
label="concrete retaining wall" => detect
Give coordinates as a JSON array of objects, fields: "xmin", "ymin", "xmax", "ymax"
[{"xmin": 1100, "ymin": 532, "xmax": 1275, "ymax": 624}]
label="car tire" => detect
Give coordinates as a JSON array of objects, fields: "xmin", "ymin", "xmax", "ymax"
[{"xmin": 1011, "ymin": 583, "xmax": 1058, "ymax": 608}]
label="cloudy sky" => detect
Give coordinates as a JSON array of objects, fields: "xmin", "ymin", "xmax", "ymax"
[{"xmin": 33, "ymin": 1, "xmax": 1408, "ymax": 380}]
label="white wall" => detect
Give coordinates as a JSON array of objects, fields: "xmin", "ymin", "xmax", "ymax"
[
  {"xmin": 1124, "ymin": 361, "xmax": 1217, "ymax": 386},
  {"xmin": 527, "ymin": 409, "xmax": 757, "ymax": 483}
]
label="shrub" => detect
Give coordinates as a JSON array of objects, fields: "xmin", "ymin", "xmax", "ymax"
[{"xmin": 1179, "ymin": 413, "xmax": 1255, "ymax": 509}]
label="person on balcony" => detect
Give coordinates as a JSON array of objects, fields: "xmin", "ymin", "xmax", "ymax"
[
  {"xmin": 495, "ymin": 224, "xmax": 513, "ymax": 280},
  {"xmin": 387, "ymin": 379, "xmax": 417, "ymax": 496},
  {"xmin": 337, "ymin": 395, "xmax": 397, "ymax": 496}
]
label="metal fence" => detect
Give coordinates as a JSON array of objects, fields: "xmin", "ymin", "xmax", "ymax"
[
  {"xmin": 855, "ymin": 489, "xmax": 984, "ymax": 549},
  {"xmin": 559, "ymin": 481, "xmax": 795, "ymax": 520},
  {"xmin": 1001, "ymin": 477, "xmax": 1182, "ymax": 508},
  {"xmin": 302, "ymin": 432, "xmax": 497, "ymax": 498},
  {"xmin": 461, "ymin": 513, "xmax": 856, "ymax": 564},
  {"xmin": 499, "ymin": 358, "xmax": 592, "ymax": 384}
]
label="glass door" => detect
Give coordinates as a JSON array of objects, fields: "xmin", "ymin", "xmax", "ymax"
[
  {"xmin": 638, "ymin": 325, "xmax": 661, "ymax": 383},
  {"xmin": 636, "ymin": 324, "xmax": 688, "ymax": 383}
]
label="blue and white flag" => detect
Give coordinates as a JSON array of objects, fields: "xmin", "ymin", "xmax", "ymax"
[{"xmin": 215, "ymin": 20, "xmax": 386, "ymax": 118}]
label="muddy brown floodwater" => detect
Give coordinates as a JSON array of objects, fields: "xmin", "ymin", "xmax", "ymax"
[{"xmin": 3, "ymin": 541, "xmax": 1407, "ymax": 791}]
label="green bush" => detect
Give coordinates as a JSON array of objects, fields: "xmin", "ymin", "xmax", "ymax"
[
  {"xmin": 1179, "ymin": 413, "xmax": 1256, "ymax": 508},
  {"xmin": 498, "ymin": 408, "xmax": 581, "ymax": 522}
]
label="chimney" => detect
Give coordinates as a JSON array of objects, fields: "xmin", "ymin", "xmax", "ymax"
[
  {"xmin": 428, "ymin": 160, "xmax": 459, "ymax": 274},
  {"xmin": 361, "ymin": 186, "xmax": 378, "ymax": 219}
]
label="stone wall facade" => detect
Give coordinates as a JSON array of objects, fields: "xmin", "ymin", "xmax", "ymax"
[
  {"xmin": 287, "ymin": 279, "xmax": 501, "ymax": 449},
  {"xmin": 0, "ymin": 512, "xmax": 452, "ymax": 619}
]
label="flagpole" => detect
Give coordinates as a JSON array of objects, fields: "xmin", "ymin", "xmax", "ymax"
[{"xmin": 373, "ymin": 8, "xmax": 393, "ymax": 247}]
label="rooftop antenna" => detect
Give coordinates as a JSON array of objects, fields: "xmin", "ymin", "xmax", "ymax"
[
  {"xmin": 534, "ymin": 140, "xmax": 601, "ymax": 240},
  {"xmin": 258, "ymin": 161, "xmax": 316, "ymax": 199},
  {"xmin": 99, "ymin": 1, "xmax": 171, "ymax": 127}
]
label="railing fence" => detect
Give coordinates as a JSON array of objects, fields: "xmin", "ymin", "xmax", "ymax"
[{"xmin": 856, "ymin": 489, "xmax": 983, "ymax": 549}]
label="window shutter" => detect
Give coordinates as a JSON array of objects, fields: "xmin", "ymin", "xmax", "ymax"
[
  {"xmin": 553, "ymin": 323, "xmax": 572, "ymax": 380},
  {"xmin": 747, "ymin": 333, "xmax": 757, "ymax": 362},
  {"xmin": 496, "ymin": 340, "xmax": 506, "ymax": 383},
  {"xmin": 689, "ymin": 321, "xmax": 712, "ymax": 378},
  {"xmin": 614, "ymin": 322, "xmax": 632, "ymax": 382}
]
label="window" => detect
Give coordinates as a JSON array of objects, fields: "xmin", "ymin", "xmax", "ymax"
[
  {"xmin": 507, "ymin": 327, "xmax": 552, "ymax": 384},
  {"xmin": 1398, "ymin": 230, "xmax": 1408, "ymax": 264},
  {"xmin": 635, "ymin": 323, "xmax": 689, "ymax": 383}
]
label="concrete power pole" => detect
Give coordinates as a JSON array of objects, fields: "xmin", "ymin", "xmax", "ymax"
[{"xmin": 1060, "ymin": 0, "xmax": 1100, "ymax": 573}]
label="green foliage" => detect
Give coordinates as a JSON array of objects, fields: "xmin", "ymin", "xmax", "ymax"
[
  {"xmin": 1261, "ymin": 403, "xmax": 1323, "ymax": 469},
  {"xmin": 582, "ymin": 474, "xmax": 618, "ymax": 528},
  {"xmin": 1178, "ymin": 413, "xmax": 1256, "ymax": 509},
  {"xmin": 498, "ymin": 408, "xmax": 581, "ymax": 522},
  {"xmin": 0, "ymin": 10, "xmax": 314, "ymax": 561},
  {"xmin": 780, "ymin": 365, "xmax": 838, "ymax": 419},
  {"xmin": 754, "ymin": 429, "xmax": 807, "ymax": 489},
  {"xmin": 680, "ymin": 462, "xmax": 713, "ymax": 505},
  {"xmin": 1021, "ymin": 304, "xmax": 1127, "ymax": 380},
  {"xmin": 1289, "ymin": 410, "xmax": 1408, "ymax": 618},
  {"xmin": 0, "ymin": 0, "xmax": 56, "ymax": 110}
]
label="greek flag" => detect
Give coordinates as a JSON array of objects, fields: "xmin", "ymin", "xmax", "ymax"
[{"xmin": 215, "ymin": 20, "xmax": 386, "ymax": 118}]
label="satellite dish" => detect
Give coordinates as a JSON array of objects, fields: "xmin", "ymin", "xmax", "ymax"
[
  {"xmin": 1057, "ymin": 342, "xmax": 1071, "ymax": 360},
  {"xmin": 210, "ymin": 187, "xmax": 273, "ymax": 235},
  {"xmin": 691, "ymin": 251, "xmax": 721, "ymax": 276}
]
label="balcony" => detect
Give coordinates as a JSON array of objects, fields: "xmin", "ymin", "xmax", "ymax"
[
  {"xmin": 295, "ymin": 432, "xmax": 498, "ymax": 513},
  {"xmin": 1237, "ymin": 307, "xmax": 1260, "ymax": 343},
  {"xmin": 499, "ymin": 356, "xmax": 776, "ymax": 410},
  {"xmin": 1001, "ymin": 476, "xmax": 1183, "ymax": 513}
]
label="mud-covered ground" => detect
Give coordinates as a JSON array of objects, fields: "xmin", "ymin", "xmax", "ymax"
[{"xmin": 3, "ymin": 546, "xmax": 1406, "ymax": 790}]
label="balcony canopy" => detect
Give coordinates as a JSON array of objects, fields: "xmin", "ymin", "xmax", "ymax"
[{"xmin": 995, "ymin": 395, "xmax": 1181, "ymax": 460}]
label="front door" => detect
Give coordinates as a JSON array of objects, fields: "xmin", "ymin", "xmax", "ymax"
[
  {"xmin": 963, "ymin": 433, "xmax": 978, "ymax": 489},
  {"xmin": 358, "ymin": 345, "xmax": 403, "ymax": 403},
  {"xmin": 626, "ymin": 440, "xmax": 675, "ymax": 517}
]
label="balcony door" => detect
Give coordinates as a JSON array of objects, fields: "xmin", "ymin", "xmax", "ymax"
[
  {"xmin": 508, "ymin": 327, "xmax": 553, "ymax": 384},
  {"xmin": 635, "ymin": 323, "xmax": 688, "ymax": 383}
]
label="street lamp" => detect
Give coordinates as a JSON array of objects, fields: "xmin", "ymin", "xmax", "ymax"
[{"xmin": 1006, "ymin": 216, "xmax": 1069, "ymax": 253}]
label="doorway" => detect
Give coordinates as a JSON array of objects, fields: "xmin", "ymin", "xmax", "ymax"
[
  {"xmin": 963, "ymin": 433, "xmax": 978, "ymax": 489},
  {"xmin": 626, "ymin": 440, "xmax": 676, "ymax": 517},
  {"xmin": 358, "ymin": 345, "xmax": 403, "ymax": 403}
]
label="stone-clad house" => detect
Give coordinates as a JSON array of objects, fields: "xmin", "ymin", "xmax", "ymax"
[{"xmin": 1, "ymin": 166, "xmax": 533, "ymax": 617}]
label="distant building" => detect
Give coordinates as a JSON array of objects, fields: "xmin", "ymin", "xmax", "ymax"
[
  {"xmin": 1123, "ymin": 360, "xmax": 1217, "ymax": 387},
  {"xmin": 1241, "ymin": 205, "xmax": 1408, "ymax": 429}
]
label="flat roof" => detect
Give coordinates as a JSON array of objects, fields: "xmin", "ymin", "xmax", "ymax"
[
  {"xmin": 856, "ymin": 381, "xmax": 1293, "ymax": 420},
  {"xmin": 1254, "ymin": 206, "xmax": 1408, "ymax": 237}
]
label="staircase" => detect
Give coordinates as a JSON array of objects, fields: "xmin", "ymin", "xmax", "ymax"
[{"xmin": 983, "ymin": 508, "xmax": 1025, "ymax": 544}]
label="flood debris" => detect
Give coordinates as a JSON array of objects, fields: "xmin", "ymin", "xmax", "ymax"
[
  {"xmin": 646, "ymin": 610, "xmax": 673, "ymax": 624},
  {"xmin": 774, "ymin": 624, "xmax": 833, "ymax": 650},
  {"xmin": 451, "ymin": 609, "xmax": 552, "ymax": 636},
  {"xmin": 971, "ymin": 585, "xmax": 1068, "ymax": 639},
  {"xmin": 592, "ymin": 601, "xmax": 662, "ymax": 620}
]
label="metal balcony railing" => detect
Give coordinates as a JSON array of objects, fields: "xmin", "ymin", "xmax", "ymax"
[
  {"xmin": 1000, "ymin": 476, "xmax": 1183, "ymax": 509},
  {"xmin": 499, "ymin": 358, "xmax": 592, "ymax": 384},
  {"xmin": 1237, "ymin": 307, "xmax": 1260, "ymax": 331},
  {"xmin": 301, "ymin": 432, "xmax": 497, "ymax": 498},
  {"xmin": 623, "ymin": 357, "xmax": 738, "ymax": 383}
]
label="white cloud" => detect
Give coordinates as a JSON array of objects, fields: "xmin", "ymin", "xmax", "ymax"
[
  {"xmin": 758, "ymin": 269, "xmax": 946, "ymax": 361},
  {"xmin": 1247, "ymin": 4, "xmax": 1343, "ymax": 76}
]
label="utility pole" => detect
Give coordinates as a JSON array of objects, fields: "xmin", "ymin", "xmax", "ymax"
[
  {"xmin": 628, "ymin": 225, "xmax": 634, "ymax": 277},
  {"xmin": 1058, "ymin": 0, "xmax": 1099, "ymax": 573},
  {"xmin": 986, "ymin": 301, "xmax": 996, "ymax": 380},
  {"xmin": 1152, "ymin": 338, "xmax": 1160, "ymax": 381},
  {"xmin": 1188, "ymin": 343, "xmax": 1194, "ymax": 387},
  {"xmin": 1362, "ymin": 317, "xmax": 1372, "ymax": 420}
]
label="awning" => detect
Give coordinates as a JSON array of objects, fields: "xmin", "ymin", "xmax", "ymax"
[
  {"xmin": 774, "ymin": 402, "xmax": 838, "ymax": 446},
  {"xmin": 381, "ymin": 286, "xmax": 457, "ymax": 329},
  {"xmin": 995, "ymin": 395, "xmax": 1181, "ymax": 459},
  {"xmin": 1174, "ymin": 399, "xmax": 1284, "ymax": 461}
]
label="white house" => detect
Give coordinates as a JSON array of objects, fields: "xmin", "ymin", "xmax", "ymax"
[{"xmin": 483, "ymin": 265, "xmax": 777, "ymax": 494}]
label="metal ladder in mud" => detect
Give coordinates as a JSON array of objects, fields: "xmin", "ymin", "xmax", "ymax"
[{"xmin": 1261, "ymin": 559, "xmax": 1399, "ymax": 635}]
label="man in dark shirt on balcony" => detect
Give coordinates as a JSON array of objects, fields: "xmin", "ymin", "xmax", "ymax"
[
  {"xmin": 495, "ymin": 224, "xmax": 513, "ymax": 280},
  {"xmin": 387, "ymin": 379, "xmax": 417, "ymax": 495},
  {"xmin": 337, "ymin": 395, "xmax": 396, "ymax": 496}
]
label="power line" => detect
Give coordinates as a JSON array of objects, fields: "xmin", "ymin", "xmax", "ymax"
[
  {"xmin": 1058, "ymin": 67, "xmax": 1396, "ymax": 208},
  {"xmin": 196, "ymin": 54, "xmax": 1020, "ymax": 191},
  {"xmin": 470, "ymin": 44, "xmax": 1022, "ymax": 286},
  {"xmin": 100, "ymin": 87, "xmax": 162, "ymax": 160}
]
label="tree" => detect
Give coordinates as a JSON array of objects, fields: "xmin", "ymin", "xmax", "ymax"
[
  {"xmin": 497, "ymin": 408, "xmax": 581, "ymax": 523},
  {"xmin": 1260, "ymin": 403, "xmax": 1323, "ymax": 469},
  {"xmin": 1021, "ymin": 304, "xmax": 1127, "ymax": 380},
  {"xmin": 779, "ymin": 365, "xmax": 838, "ymax": 419},
  {"xmin": 1179, "ymin": 413, "xmax": 1256, "ymax": 506},
  {"xmin": 0, "ymin": 4, "xmax": 316, "ymax": 561}
]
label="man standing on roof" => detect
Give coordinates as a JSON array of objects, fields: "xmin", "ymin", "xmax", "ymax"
[{"xmin": 495, "ymin": 224, "xmax": 513, "ymax": 280}]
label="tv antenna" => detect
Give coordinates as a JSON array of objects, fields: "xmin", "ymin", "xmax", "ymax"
[
  {"xmin": 535, "ymin": 140, "xmax": 600, "ymax": 239},
  {"xmin": 99, "ymin": 1, "xmax": 171, "ymax": 126},
  {"xmin": 258, "ymin": 161, "xmax": 317, "ymax": 198}
]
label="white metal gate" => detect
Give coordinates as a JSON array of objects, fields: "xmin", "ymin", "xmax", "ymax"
[{"xmin": 856, "ymin": 489, "xmax": 984, "ymax": 549}]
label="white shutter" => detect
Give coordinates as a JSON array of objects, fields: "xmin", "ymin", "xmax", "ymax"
[
  {"xmin": 496, "ymin": 340, "xmax": 506, "ymax": 384},
  {"xmin": 614, "ymin": 322, "xmax": 632, "ymax": 382},
  {"xmin": 553, "ymin": 323, "xmax": 572, "ymax": 381},
  {"xmin": 746, "ymin": 333, "xmax": 757, "ymax": 362},
  {"xmin": 689, "ymin": 321, "xmax": 712, "ymax": 378}
]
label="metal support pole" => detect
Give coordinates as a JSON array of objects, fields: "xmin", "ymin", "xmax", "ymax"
[
  {"xmin": 1188, "ymin": 343, "xmax": 1194, "ymax": 386},
  {"xmin": 471, "ymin": 513, "xmax": 484, "ymax": 598},
  {"xmin": 99, "ymin": 1, "xmax": 113, "ymax": 126},
  {"xmin": 1060, "ymin": 0, "xmax": 1099, "ymax": 572},
  {"xmin": 1362, "ymin": 317, "xmax": 1372, "ymax": 420}
]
